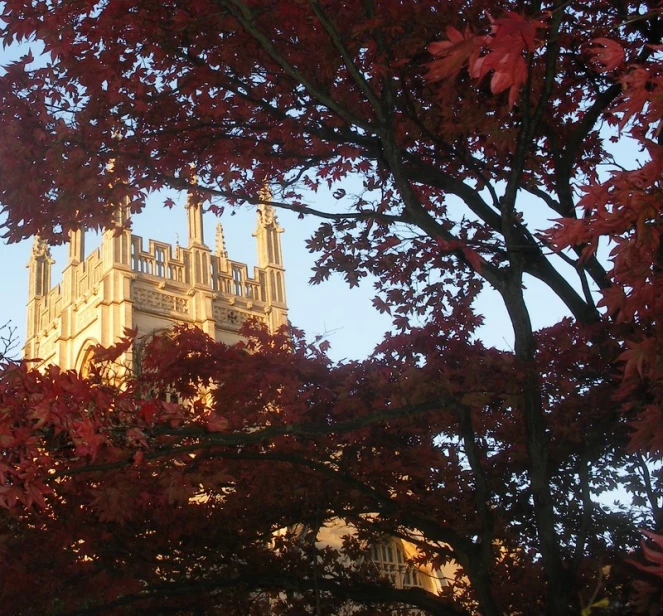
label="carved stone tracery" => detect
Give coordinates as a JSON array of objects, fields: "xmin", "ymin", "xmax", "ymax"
[
  {"xmin": 213, "ymin": 304, "xmax": 264, "ymax": 330},
  {"xmin": 132, "ymin": 287, "xmax": 189, "ymax": 314}
]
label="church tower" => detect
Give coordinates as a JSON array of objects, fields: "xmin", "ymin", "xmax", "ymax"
[{"xmin": 23, "ymin": 190, "xmax": 288, "ymax": 373}]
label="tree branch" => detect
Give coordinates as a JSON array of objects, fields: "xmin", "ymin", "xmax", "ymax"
[
  {"xmin": 572, "ymin": 449, "xmax": 594, "ymax": 574},
  {"xmin": 48, "ymin": 396, "xmax": 461, "ymax": 481},
  {"xmin": 158, "ymin": 173, "xmax": 409, "ymax": 225},
  {"xmin": 220, "ymin": 0, "xmax": 374, "ymax": 131},
  {"xmin": 635, "ymin": 453, "xmax": 662, "ymax": 527},
  {"xmin": 62, "ymin": 571, "xmax": 469, "ymax": 616},
  {"xmin": 306, "ymin": 0, "xmax": 384, "ymax": 121},
  {"xmin": 456, "ymin": 407, "xmax": 499, "ymax": 616}
]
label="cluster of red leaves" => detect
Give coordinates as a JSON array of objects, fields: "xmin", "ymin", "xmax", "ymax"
[
  {"xmin": 0, "ymin": 321, "xmax": 636, "ymax": 614},
  {"xmin": 427, "ymin": 12, "xmax": 546, "ymax": 107},
  {"xmin": 0, "ymin": 363, "xmax": 112, "ymax": 510},
  {"xmin": 549, "ymin": 43, "xmax": 663, "ymax": 451},
  {"xmin": 628, "ymin": 531, "xmax": 663, "ymax": 615},
  {"xmin": 546, "ymin": 33, "xmax": 663, "ymax": 611}
]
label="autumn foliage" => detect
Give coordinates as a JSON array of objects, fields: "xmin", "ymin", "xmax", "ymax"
[{"xmin": 1, "ymin": 1, "xmax": 663, "ymax": 614}]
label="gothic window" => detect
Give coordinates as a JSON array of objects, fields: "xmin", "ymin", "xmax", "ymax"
[
  {"xmin": 155, "ymin": 247, "xmax": 166, "ymax": 277},
  {"xmin": 267, "ymin": 230, "xmax": 274, "ymax": 263},
  {"xmin": 210, "ymin": 261, "xmax": 219, "ymax": 291},
  {"xmin": 35, "ymin": 262, "xmax": 43, "ymax": 296},
  {"xmin": 169, "ymin": 263, "xmax": 183, "ymax": 282},
  {"xmin": 276, "ymin": 271, "xmax": 283, "ymax": 303},
  {"xmin": 370, "ymin": 539, "xmax": 423, "ymax": 589},
  {"xmin": 76, "ymin": 341, "xmax": 112, "ymax": 383},
  {"xmin": 232, "ymin": 266, "xmax": 243, "ymax": 296},
  {"xmin": 259, "ymin": 272, "xmax": 267, "ymax": 302},
  {"xmin": 78, "ymin": 345, "xmax": 97, "ymax": 379},
  {"xmin": 273, "ymin": 232, "xmax": 281, "ymax": 264}
]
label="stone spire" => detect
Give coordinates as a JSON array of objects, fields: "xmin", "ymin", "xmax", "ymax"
[
  {"xmin": 186, "ymin": 173, "xmax": 205, "ymax": 247},
  {"xmin": 27, "ymin": 235, "xmax": 54, "ymax": 298},
  {"xmin": 68, "ymin": 228, "xmax": 85, "ymax": 264},
  {"xmin": 254, "ymin": 182, "xmax": 286, "ymax": 306},
  {"xmin": 185, "ymin": 176, "xmax": 210, "ymax": 286},
  {"xmin": 254, "ymin": 183, "xmax": 283, "ymax": 268},
  {"xmin": 215, "ymin": 222, "xmax": 228, "ymax": 260}
]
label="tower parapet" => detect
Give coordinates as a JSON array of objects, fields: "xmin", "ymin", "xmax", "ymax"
[{"xmin": 68, "ymin": 229, "xmax": 85, "ymax": 265}]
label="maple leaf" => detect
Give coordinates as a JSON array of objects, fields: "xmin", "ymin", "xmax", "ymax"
[
  {"xmin": 206, "ymin": 413, "xmax": 230, "ymax": 432},
  {"xmin": 471, "ymin": 12, "xmax": 546, "ymax": 107},
  {"xmin": 618, "ymin": 337, "xmax": 656, "ymax": 381},
  {"xmin": 627, "ymin": 405, "xmax": 663, "ymax": 454},
  {"xmin": 91, "ymin": 327, "xmax": 137, "ymax": 364},
  {"xmin": 372, "ymin": 296, "xmax": 392, "ymax": 315},
  {"xmin": 489, "ymin": 11, "xmax": 545, "ymax": 54},
  {"xmin": 140, "ymin": 400, "xmax": 159, "ymax": 424},
  {"xmin": 90, "ymin": 487, "xmax": 133, "ymax": 524},
  {"xmin": 427, "ymin": 11, "xmax": 546, "ymax": 107},
  {"xmin": 586, "ymin": 38, "xmax": 625, "ymax": 73},
  {"xmin": 628, "ymin": 530, "xmax": 663, "ymax": 577},
  {"xmin": 427, "ymin": 26, "xmax": 482, "ymax": 83}
]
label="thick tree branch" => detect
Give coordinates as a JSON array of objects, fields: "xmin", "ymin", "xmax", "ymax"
[
  {"xmin": 402, "ymin": 157, "xmax": 503, "ymax": 232},
  {"xmin": 496, "ymin": 7, "xmax": 573, "ymax": 613},
  {"xmin": 572, "ymin": 450, "xmax": 594, "ymax": 574},
  {"xmin": 62, "ymin": 571, "xmax": 469, "ymax": 616},
  {"xmin": 456, "ymin": 408, "xmax": 499, "ymax": 616}
]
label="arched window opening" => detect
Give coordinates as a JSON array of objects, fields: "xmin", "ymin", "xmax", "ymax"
[
  {"xmin": 232, "ymin": 266, "xmax": 243, "ymax": 296},
  {"xmin": 370, "ymin": 539, "xmax": 427, "ymax": 590},
  {"xmin": 155, "ymin": 246, "xmax": 166, "ymax": 277},
  {"xmin": 134, "ymin": 331, "xmax": 183, "ymax": 405}
]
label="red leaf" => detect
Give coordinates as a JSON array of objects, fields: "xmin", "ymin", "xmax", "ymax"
[
  {"xmin": 586, "ymin": 38, "xmax": 625, "ymax": 72},
  {"xmin": 140, "ymin": 400, "xmax": 159, "ymax": 424},
  {"xmin": 91, "ymin": 327, "xmax": 137, "ymax": 364},
  {"xmin": 427, "ymin": 26, "xmax": 482, "ymax": 83},
  {"xmin": 372, "ymin": 296, "xmax": 392, "ymax": 315}
]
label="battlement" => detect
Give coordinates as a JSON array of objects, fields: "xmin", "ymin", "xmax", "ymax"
[{"xmin": 128, "ymin": 234, "xmax": 267, "ymax": 301}]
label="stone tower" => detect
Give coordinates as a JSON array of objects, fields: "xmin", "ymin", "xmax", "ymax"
[{"xmin": 23, "ymin": 190, "xmax": 288, "ymax": 372}]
